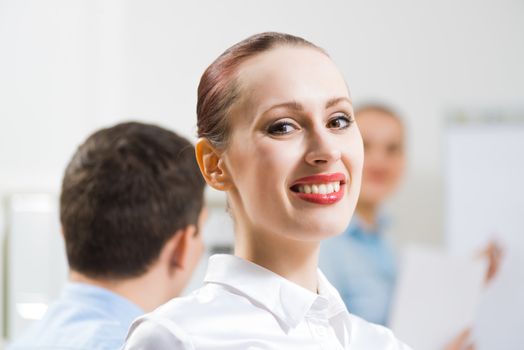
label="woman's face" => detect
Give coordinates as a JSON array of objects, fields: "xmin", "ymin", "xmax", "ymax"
[
  {"xmin": 357, "ymin": 110, "xmax": 405, "ymax": 206},
  {"xmin": 221, "ymin": 46, "xmax": 363, "ymax": 241}
]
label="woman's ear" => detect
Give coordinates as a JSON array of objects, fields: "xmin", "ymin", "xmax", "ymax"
[{"xmin": 195, "ymin": 138, "xmax": 232, "ymax": 191}]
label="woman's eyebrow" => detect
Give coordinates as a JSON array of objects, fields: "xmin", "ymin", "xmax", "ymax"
[
  {"xmin": 261, "ymin": 96, "xmax": 351, "ymax": 116},
  {"xmin": 325, "ymin": 97, "xmax": 352, "ymax": 109},
  {"xmin": 263, "ymin": 101, "xmax": 303, "ymax": 114}
]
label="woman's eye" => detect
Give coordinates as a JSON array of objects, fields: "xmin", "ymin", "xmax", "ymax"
[
  {"xmin": 327, "ymin": 114, "xmax": 352, "ymax": 130},
  {"xmin": 267, "ymin": 121, "xmax": 298, "ymax": 135}
]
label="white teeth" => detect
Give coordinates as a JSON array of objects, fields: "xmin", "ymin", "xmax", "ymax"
[{"xmin": 296, "ymin": 181, "xmax": 342, "ymax": 194}]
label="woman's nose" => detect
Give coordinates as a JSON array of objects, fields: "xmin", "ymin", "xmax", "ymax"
[{"xmin": 304, "ymin": 130, "xmax": 341, "ymax": 166}]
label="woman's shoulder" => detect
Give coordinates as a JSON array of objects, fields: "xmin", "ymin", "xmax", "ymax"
[
  {"xmin": 122, "ymin": 284, "xmax": 226, "ymax": 349},
  {"xmin": 346, "ymin": 313, "xmax": 412, "ymax": 349},
  {"xmin": 122, "ymin": 282, "xmax": 282, "ymax": 349},
  {"xmin": 123, "ymin": 316, "xmax": 191, "ymax": 350}
]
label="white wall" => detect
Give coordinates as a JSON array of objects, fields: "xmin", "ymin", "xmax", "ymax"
[{"xmin": 1, "ymin": 0, "xmax": 523, "ymax": 247}]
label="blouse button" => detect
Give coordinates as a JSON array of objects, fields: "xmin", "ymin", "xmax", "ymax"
[{"xmin": 315, "ymin": 324, "xmax": 327, "ymax": 337}]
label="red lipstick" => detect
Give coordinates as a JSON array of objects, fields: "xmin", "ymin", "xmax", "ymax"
[{"xmin": 290, "ymin": 172, "xmax": 347, "ymax": 205}]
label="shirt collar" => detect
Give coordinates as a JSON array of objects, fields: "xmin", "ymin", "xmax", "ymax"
[
  {"xmin": 62, "ymin": 281, "xmax": 143, "ymax": 326},
  {"xmin": 203, "ymin": 254, "xmax": 347, "ymax": 331},
  {"xmin": 317, "ymin": 269, "xmax": 350, "ymax": 318}
]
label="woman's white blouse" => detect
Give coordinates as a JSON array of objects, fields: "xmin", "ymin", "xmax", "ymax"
[{"xmin": 122, "ymin": 254, "xmax": 411, "ymax": 349}]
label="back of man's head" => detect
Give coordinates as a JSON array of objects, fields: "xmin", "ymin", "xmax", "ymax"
[{"xmin": 60, "ymin": 122, "xmax": 205, "ymax": 280}]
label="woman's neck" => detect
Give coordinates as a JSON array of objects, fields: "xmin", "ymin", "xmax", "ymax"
[{"xmin": 234, "ymin": 227, "xmax": 320, "ymax": 293}]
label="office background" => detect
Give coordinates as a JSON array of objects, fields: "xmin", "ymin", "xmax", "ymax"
[{"xmin": 1, "ymin": 0, "xmax": 523, "ymax": 348}]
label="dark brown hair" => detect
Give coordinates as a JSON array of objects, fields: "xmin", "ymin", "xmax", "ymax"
[
  {"xmin": 60, "ymin": 122, "xmax": 205, "ymax": 279},
  {"xmin": 197, "ymin": 32, "xmax": 326, "ymax": 148}
]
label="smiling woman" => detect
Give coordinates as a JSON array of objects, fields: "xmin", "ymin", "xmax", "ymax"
[
  {"xmin": 122, "ymin": 32, "xmax": 411, "ymax": 349},
  {"xmin": 200, "ymin": 44, "xmax": 363, "ymax": 247}
]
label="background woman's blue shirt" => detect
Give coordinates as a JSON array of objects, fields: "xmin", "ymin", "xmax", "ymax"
[{"xmin": 319, "ymin": 215, "xmax": 397, "ymax": 326}]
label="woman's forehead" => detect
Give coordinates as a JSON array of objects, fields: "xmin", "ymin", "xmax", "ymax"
[{"xmin": 234, "ymin": 46, "xmax": 350, "ymax": 115}]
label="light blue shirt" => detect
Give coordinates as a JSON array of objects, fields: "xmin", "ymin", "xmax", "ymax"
[
  {"xmin": 319, "ymin": 215, "xmax": 397, "ymax": 326},
  {"xmin": 8, "ymin": 282, "xmax": 143, "ymax": 350}
]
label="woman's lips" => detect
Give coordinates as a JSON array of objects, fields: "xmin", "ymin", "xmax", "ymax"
[
  {"xmin": 294, "ymin": 186, "xmax": 345, "ymax": 204},
  {"xmin": 290, "ymin": 173, "xmax": 347, "ymax": 205},
  {"xmin": 291, "ymin": 173, "xmax": 346, "ymax": 186}
]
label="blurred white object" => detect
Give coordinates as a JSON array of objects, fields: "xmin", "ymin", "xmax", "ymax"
[
  {"xmin": 445, "ymin": 120, "xmax": 524, "ymax": 349},
  {"xmin": 15, "ymin": 301, "xmax": 48, "ymax": 320},
  {"xmin": 389, "ymin": 244, "xmax": 485, "ymax": 350},
  {"xmin": 0, "ymin": 204, "xmax": 5, "ymax": 345},
  {"xmin": 6, "ymin": 193, "xmax": 67, "ymax": 341}
]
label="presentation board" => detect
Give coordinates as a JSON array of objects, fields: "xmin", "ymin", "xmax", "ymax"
[
  {"xmin": 1, "ymin": 211, "xmax": 5, "ymax": 344},
  {"xmin": 444, "ymin": 120, "xmax": 524, "ymax": 349}
]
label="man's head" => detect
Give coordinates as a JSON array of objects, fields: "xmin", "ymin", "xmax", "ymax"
[
  {"xmin": 356, "ymin": 104, "xmax": 406, "ymax": 207},
  {"xmin": 60, "ymin": 122, "xmax": 206, "ymax": 299}
]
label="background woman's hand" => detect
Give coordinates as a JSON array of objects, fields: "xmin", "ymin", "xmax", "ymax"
[
  {"xmin": 478, "ymin": 240, "xmax": 504, "ymax": 284},
  {"xmin": 443, "ymin": 328, "xmax": 475, "ymax": 350}
]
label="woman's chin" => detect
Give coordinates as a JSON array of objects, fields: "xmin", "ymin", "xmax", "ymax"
[{"xmin": 292, "ymin": 219, "xmax": 350, "ymax": 242}]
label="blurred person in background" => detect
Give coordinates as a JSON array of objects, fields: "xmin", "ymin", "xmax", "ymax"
[
  {"xmin": 319, "ymin": 103, "xmax": 502, "ymax": 349},
  {"xmin": 320, "ymin": 103, "xmax": 405, "ymax": 326},
  {"xmin": 8, "ymin": 122, "xmax": 207, "ymax": 350}
]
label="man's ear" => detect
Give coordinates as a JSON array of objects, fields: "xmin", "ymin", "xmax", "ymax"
[
  {"xmin": 160, "ymin": 225, "xmax": 198, "ymax": 273},
  {"xmin": 195, "ymin": 138, "xmax": 232, "ymax": 191}
]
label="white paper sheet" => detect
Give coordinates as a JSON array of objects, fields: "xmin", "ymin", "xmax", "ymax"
[{"xmin": 389, "ymin": 244, "xmax": 485, "ymax": 350}]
